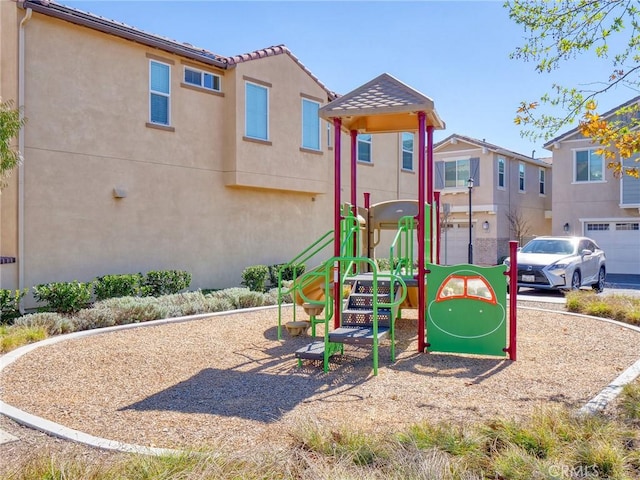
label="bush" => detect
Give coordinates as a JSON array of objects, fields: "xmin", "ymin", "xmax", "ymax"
[
  {"xmin": 142, "ymin": 270, "xmax": 191, "ymax": 297},
  {"xmin": 33, "ymin": 281, "xmax": 93, "ymax": 314},
  {"xmin": 241, "ymin": 265, "xmax": 269, "ymax": 292},
  {"xmin": 93, "ymin": 273, "xmax": 144, "ymax": 301},
  {"xmin": 269, "ymin": 263, "xmax": 306, "ymax": 286},
  {"xmin": 13, "ymin": 312, "xmax": 75, "ymax": 335},
  {"xmin": 0, "ymin": 288, "xmax": 27, "ymax": 324}
]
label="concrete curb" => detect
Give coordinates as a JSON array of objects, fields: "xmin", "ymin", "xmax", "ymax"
[{"xmin": 1, "ymin": 304, "xmax": 639, "ymax": 456}]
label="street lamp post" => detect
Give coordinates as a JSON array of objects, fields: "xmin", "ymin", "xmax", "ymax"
[{"xmin": 467, "ymin": 177, "xmax": 474, "ymax": 264}]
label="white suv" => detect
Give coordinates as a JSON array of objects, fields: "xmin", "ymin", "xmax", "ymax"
[{"xmin": 504, "ymin": 236, "xmax": 606, "ymax": 293}]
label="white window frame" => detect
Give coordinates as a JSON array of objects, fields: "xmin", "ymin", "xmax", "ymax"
[
  {"xmin": 301, "ymin": 98, "xmax": 321, "ymax": 151},
  {"xmin": 149, "ymin": 60, "xmax": 171, "ymax": 126},
  {"xmin": 183, "ymin": 66, "xmax": 221, "ymax": 92},
  {"xmin": 538, "ymin": 168, "xmax": 546, "ymax": 196},
  {"xmin": 357, "ymin": 134, "xmax": 372, "ymax": 163},
  {"xmin": 497, "ymin": 157, "xmax": 505, "ymax": 190},
  {"xmin": 518, "ymin": 162, "xmax": 526, "ymax": 192},
  {"xmin": 573, "ymin": 149, "xmax": 605, "ymax": 183},
  {"xmin": 245, "ymin": 81, "xmax": 269, "ymax": 141},
  {"xmin": 401, "ymin": 132, "xmax": 414, "ymax": 171}
]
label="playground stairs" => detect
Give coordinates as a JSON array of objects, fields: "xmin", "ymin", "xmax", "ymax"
[{"xmin": 295, "ymin": 274, "xmax": 396, "ymax": 366}]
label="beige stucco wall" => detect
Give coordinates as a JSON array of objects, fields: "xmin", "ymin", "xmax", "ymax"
[
  {"xmin": 549, "ymin": 138, "xmax": 639, "ymax": 236},
  {"xmin": 5, "ymin": 7, "xmax": 340, "ymax": 306}
]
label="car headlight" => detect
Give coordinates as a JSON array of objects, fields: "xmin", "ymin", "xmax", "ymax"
[{"xmin": 548, "ymin": 263, "xmax": 568, "ymax": 271}]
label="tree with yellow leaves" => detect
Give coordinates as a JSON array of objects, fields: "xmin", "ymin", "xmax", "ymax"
[{"xmin": 507, "ymin": 0, "xmax": 640, "ymax": 176}]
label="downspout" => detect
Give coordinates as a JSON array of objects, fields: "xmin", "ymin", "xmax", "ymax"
[{"xmin": 18, "ymin": 7, "xmax": 32, "ymax": 305}]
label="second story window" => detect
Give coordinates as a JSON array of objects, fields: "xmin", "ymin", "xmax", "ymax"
[
  {"xmin": 445, "ymin": 159, "xmax": 470, "ymax": 188},
  {"xmin": 358, "ymin": 134, "xmax": 372, "ymax": 163},
  {"xmin": 245, "ymin": 82, "xmax": 269, "ymax": 141},
  {"xmin": 497, "ymin": 157, "xmax": 505, "ymax": 189},
  {"xmin": 184, "ymin": 67, "xmax": 221, "ymax": 92},
  {"xmin": 150, "ymin": 60, "xmax": 170, "ymax": 125},
  {"xmin": 575, "ymin": 149, "xmax": 604, "ymax": 182},
  {"xmin": 301, "ymin": 98, "xmax": 320, "ymax": 150},
  {"xmin": 518, "ymin": 163, "xmax": 526, "ymax": 192},
  {"xmin": 539, "ymin": 168, "xmax": 546, "ymax": 195},
  {"xmin": 402, "ymin": 132, "xmax": 414, "ymax": 171}
]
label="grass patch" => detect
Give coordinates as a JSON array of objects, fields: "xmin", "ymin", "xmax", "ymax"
[
  {"xmin": 0, "ymin": 324, "xmax": 47, "ymax": 353},
  {"xmin": 565, "ymin": 290, "xmax": 640, "ymax": 325}
]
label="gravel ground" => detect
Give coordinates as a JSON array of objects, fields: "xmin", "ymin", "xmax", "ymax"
[{"xmin": 0, "ymin": 301, "xmax": 638, "ymax": 475}]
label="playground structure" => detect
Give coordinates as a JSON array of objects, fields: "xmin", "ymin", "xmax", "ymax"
[{"xmin": 277, "ymin": 73, "xmax": 517, "ymax": 374}]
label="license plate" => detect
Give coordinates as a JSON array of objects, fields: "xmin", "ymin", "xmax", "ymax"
[{"xmin": 522, "ymin": 275, "xmax": 535, "ymax": 282}]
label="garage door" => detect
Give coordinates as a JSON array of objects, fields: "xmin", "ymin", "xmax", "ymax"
[
  {"xmin": 585, "ymin": 221, "xmax": 640, "ymax": 274},
  {"xmin": 441, "ymin": 222, "xmax": 474, "ymax": 265}
]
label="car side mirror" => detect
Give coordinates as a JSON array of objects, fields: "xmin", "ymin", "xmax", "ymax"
[{"xmin": 581, "ymin": 249, "xmax": 592, "ymax": 256}]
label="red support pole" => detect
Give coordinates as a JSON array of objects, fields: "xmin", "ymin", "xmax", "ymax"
[
  {"xmin": 434, "ymin": 191, "xmax": 441, "ymax": 265},
  {"xmin": 417, "ymin": 112, "xmax": 426, "ymax": 352},
  {"xmin": 508, "ymin": 240, "xmax": 518, "ymax": 361},
  {"xmin": 333, "ymin": 118, "xmax": 342, "ymax": 329},
  {"xmin": 426, "ymin": 125, "xmax": 434, "ymax": 263}
]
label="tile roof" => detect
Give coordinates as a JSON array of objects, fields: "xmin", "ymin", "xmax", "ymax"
[
  {"xmin": 21, "ymin": 1, "xmax": 337, "ymax": 98},
  {"xmin": 227, "ymin": 45, "xmax": 337, "ymax": 99}
]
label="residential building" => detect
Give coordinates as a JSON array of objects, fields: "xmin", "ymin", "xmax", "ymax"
[
  {"xmin": 434, "ymin": 134, "xmax": 552, "ymax": 265},
  {"xmin": 0, "ymin": 0, "xmax": 426, "ymax": 304},
  {"xmin": 543, "ymin": 97, "xmax": 640, "ymax": 275}
]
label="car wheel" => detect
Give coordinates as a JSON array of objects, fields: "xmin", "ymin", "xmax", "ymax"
[
  {"xmin": 570, "ymin": 270, "xmax": 581, "ymax": 290},
  {"xmin": 592, "ymin": 267, "xmax": 605, "ymax": 293}
]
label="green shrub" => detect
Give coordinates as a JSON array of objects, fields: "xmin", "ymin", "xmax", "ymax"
[
  {"xmin": 87, "ymin": 296, "xmax": 173, "ymax": 326},
  {"xmin": 241, "ymin": 265, "xmax": 269, "ymax": 292},
  {"xmin": 32, "ymin": 281, "xmax": 93, "ymax": 314},
  {"xmin": 269, "ymin": 263, "xmax": 306, "ymax": 285},
  {"xmin": 142, "ymin": 270, "xmax": 191, "ymax": 297},
  {"xmin": 93, "ymin": 273, "xmax": 144, "ymax": 301},
  {"xmin": 0, "ymin": 288, "xmax": 27, "ymax": 324},
  {"xmin": 13, "ymin": 312, "xmax": 74, "ymax": 335}
]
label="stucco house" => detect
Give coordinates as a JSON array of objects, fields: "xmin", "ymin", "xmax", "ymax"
[
  {"xmin": 434, "ymin": 134, "xmax": 552, "ymax": 266},
  {"xmin": 0, "ymin": 0, "xmax": 433, "ymax": 302},
  {"xmin": 543, "ymin": 97, "xmax": 640, "ymax": 276}
]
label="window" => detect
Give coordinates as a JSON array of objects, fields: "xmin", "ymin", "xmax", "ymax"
[
  {"xmin": 357, "ymin": 134, "xmax": 372, "ymax": 163},
  {"xmin": 575, "ymin": 149, "xmax": 604, "ymax": 182},
  {"xmin": 518, "ymin": 163, "xmax": 525, "ymax": 192},
  {"xmin": 150, "ymin": 60, "xmax": 170, "ymax": 125},
  {"xmin": 539, "ymin": 168, "xmax": 546, "ymax": 195},
  {"xmin": 301, "ymin": 98, "xmax": 320, "ymax": 150},
  {"xmin": 497, "ymin": 157, "xmax": 505, "ymax": 189},
  {"xmin": 401, "ymin": 132, "xmax": 414, "ymax": 171},
  {"xmin": 245, "ymin": 82, "xmax": 268, "ymax": 140},
  {"xmin": 444, "ymin": 159, "xmax": 470, "ymax": 188},
  {"xmin": 616, "ymin": 222, "xmax": 639, "ymax": 231},
  {"xmin": 327, "ymin": 122, "xmax": 332, "ymax": 148},
  {"xmin": 184, "ymin": 67, "xmax": 221, "ymax": 92},
  {"xmin": 586, "ymin": 223, "xmax": 610, "ymax": 231}
]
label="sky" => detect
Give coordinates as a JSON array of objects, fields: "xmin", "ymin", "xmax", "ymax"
[{"xmin": 63, "ymin": 0, "xmax": 639, "ymax": 159}]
